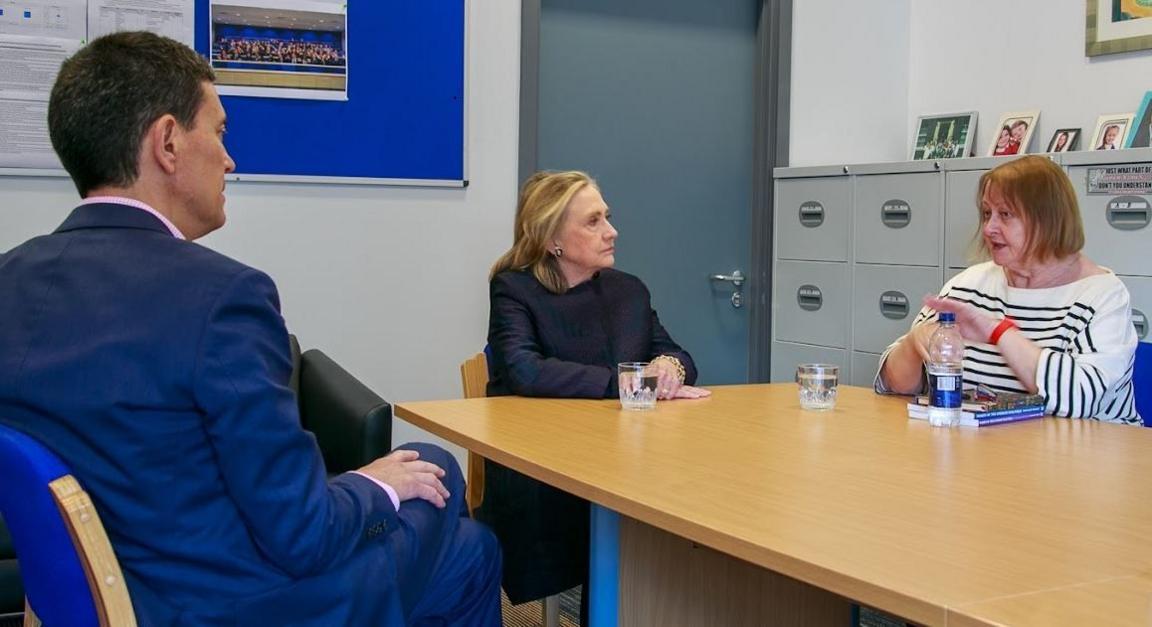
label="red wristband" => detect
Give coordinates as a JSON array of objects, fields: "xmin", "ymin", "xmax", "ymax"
[{"xmin": 988, "ymin": 317, "xmax": 1017, "ymax": 345}]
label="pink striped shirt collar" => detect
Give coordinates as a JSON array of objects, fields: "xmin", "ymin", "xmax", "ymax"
[{"xmin": 79, "ymin": 196, "xmax": 185, "ymax": 240}]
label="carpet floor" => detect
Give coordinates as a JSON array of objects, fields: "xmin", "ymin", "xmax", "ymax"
[{"xmin": 501, "ymin": 586, "xmax": 581, "ymax": 627}]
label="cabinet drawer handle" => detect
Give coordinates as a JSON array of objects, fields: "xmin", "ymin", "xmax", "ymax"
[
  {"xmin": 1106, "ymin": 197, "xmax": 1150, "ymax": 230},
  {"xmin": 797, "ymin": 285, "xmax": 823, "ymax": 311},
  {"xmin": 798, "ymin": 201, "xmax": 825, "ymax": 228},
  {"xmin": 879, "ymin": 290, "xmax": 910, "ymax": 320},
  {"xmin": 880, "ymin": 199, "xmax": 911, "ymax": 229},
  {"xmin": 1133, "ymin": 308, "xmax": 1148, "ymax": 340}
]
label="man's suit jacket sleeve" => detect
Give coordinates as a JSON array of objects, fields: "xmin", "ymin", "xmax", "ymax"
[{"xmin": 192, "ymin": 268, "xmax": 398, "ymax": 578}]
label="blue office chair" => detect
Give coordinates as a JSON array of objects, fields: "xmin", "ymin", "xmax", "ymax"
[
  {"xmin": 0, "ymin": 423, "xmax": 136, "ymax": 627},
  {"xmin": 1135, "ymin": 342, "xmax": 1152, "ymax": 427}
]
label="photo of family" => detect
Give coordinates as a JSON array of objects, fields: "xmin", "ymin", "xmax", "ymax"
[
  {"xmin": 988, "ymin": 111, "xmax": 1040, "ymax": 157},
  {"xmin": 1046, "ymin": 128, "xmax": 1079, "ymax": 153},
  {"xmin": 1090, "ymin": 113, "xmax": 1134, "ymax": 150}
]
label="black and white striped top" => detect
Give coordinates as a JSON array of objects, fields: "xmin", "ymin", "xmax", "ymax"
[{"xmin": 877, "ymin": 262, "xmax": 1140, "ymax": 425}]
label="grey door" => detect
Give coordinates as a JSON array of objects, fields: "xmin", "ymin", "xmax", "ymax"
[{"xmin": 529, "ymin": 0, "xmax": 759, "ymax": 384}]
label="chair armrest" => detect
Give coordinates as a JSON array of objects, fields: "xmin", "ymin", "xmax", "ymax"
[
  {"xmin": 298, "ymin": 349, "xmax": 392, "ymax": 474},
  {"xmin": 288, "ymin": 334, "xmax": 302, "ymax": 397}
]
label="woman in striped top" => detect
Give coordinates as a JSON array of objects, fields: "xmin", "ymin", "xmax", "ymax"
[{"xmin": 877, "ymin": 156, "xmax": 1140, "ymax": 424}]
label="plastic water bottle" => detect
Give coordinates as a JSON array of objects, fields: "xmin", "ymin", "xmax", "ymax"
[{"xmin": 927, "ymin": 312, "xmax": 964, "ymax": 427}]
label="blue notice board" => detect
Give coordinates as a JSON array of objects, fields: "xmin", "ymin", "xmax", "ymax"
[{"xmin": 195, "ymin": 1, "xmax": 466, "ymax": 185}]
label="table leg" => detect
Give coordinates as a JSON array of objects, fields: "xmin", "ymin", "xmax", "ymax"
[{"xmin": 589, "ymin": 504, "xmax": 620, "ymax": 627}]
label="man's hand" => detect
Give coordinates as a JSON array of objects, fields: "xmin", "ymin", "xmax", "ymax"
[{"xmin": 358, "ymin": 450, "xmax": 450, "ymax": 508}]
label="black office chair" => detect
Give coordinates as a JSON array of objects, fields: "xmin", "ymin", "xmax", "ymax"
[{"xmin": 295, "ymin": 345, "xmax": 393, "ymax": 473}]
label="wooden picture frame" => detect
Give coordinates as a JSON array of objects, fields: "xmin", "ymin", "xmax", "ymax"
[
  {"xmin": 1090, "ymin": 113, "xmax": 1135, "ymax": 150},
  {"xmin": 987, "ymin": 111, "xmax": 1040, "ymax": 157},
  {"xmin": 1086, "ymin": 0, "xmax": 1152, "ymax": 57},
  {"xmin": 910, "ymin": 112, "xmax": 977, "ymax": 161}
]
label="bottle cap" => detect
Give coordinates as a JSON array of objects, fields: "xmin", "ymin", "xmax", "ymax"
[{"xmin": 938, "ymin": 312, "xmax": 956, "ymax": 323}]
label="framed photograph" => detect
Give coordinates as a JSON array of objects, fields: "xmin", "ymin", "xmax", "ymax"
[
  {"xmin": 210, "ymin": 1, "xmax": 349, "ymax": 101},
  {"xmin": 911, "ymin": 112, "xmax": 977, "ymax": 161},
  {"xmin": 1125, "ymin": 91, "xmax": 1152, "ymax": 148},
  {"xmin": 1090, "ymin": 113, "xmax": 1135, "ymax": 150},
  {"xmin": 1086, "ymin": 0, "xmax": 1152, "ymax": 57},
  {"xmin": 987, "ymin": 110, "xmax": 1040, "ymax": 157},
  {"xmin": 1046, "ymin": 128, "xmax": 1081, "ymax": 153}
]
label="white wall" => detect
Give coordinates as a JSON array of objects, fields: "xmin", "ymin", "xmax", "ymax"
[
  {"xmin": 0, "ymin": 3, "xmax": 522, "ymax": 465},
  {"xmin": 789, "ymin": 1, "xmax": 910, "ymax": 166},
  {"xmin": 790, "ymin": 1, "xmax": 1152, "ymax": 167},
  {"xmin": 909, "ymin": 0, "xmax": 1152, "ymax": 158}
]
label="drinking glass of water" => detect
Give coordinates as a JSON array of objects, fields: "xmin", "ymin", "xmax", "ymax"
[
  {"xmin": 796, "ymin": 363, "xmax": 838, "ymax": 411},
  {"xmin": 618, "ymin": 362, "xmax": 658, "ymax": 411}
]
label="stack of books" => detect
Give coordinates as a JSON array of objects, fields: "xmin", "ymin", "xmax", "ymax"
[{"xmin": 907, "ymin": 386, "xmax": 1046, "ymax": 427}]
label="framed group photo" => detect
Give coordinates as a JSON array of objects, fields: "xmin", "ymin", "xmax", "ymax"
[
  {"xmin": 987, "ymin": 110, "xmax": 1040, "ymax": 157},
  {"xmin": 1090, "ymin": 113, "xmax": 1135, "ymax": 150},
  {"xmin": 1046, "ymin": 128, "xmax": 1081, "ymax": 153},
  {"xmin": 911, "ymin": 112, "xmax": 977, "ymax": 160}
]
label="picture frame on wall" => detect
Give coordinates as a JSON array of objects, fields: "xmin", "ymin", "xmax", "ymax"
[
  {"xmin": 1090, "ymin": 113, "xmax": 1135, "ymax": 150},
  {"xmin": 1086, "ymin": 0, "xmax": 1152, "ymax": 57},
  {"xmin": 1124, "ymin": 91, "xmax": 1152, "ymax": 148},
  {"xmin": 987, "ymin": 110, "xmax": 1040, "ymax": 157},
  {"xmin": 1046, "ymin": 128, "xmax": 1081, "ymax": 153},
  {"xmin": 910, "ymin": 112, "xmax": 977, "ymax": 161}
]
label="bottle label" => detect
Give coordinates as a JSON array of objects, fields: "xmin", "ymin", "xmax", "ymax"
[{"xmin": 929, "ymin": 372, "xmax": 962, "ymax": 409}]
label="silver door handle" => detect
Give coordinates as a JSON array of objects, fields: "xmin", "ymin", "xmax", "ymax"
[
  {"xmin": 709, "ymin": 270, "xmax": 744, "ymax": 288},
  {"xmin": 710, "ymin": 270, "xmax": 745, "ymax": 309}
]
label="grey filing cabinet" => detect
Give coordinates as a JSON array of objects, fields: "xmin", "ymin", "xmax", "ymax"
[
  {"xmin": 852, "ymin": 162, "xmax": 944, "ymax": 267},
  {"xmin": 851, "ymin": 264, "xmax": 943, "ymax": 353},
  {"xmin": 1065, "ymin": 149, "xmax": 1152, "ymax": 276},
  {"xmin": 1064, "ymin": 148, "xmax": 1152, "ymax": 345},
  {"xmin": 772, "ymin": 165, "xmax": 851, "ymax": 383},
  {"xmin": 775, "ymin": 168, "xmax": 851, "ymax": 262},
  {"xmin": 850, "ymin": 161, "xmax": 944, "ymax": 387}
]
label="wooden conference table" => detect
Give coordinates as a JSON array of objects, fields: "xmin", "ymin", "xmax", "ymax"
[{"xmin": 395, "ymin": 385, "xmax": 1152, "ymax": 626}]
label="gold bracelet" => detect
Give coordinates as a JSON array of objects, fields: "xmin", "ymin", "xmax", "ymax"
[{"xmin": 651, "ymin": 355, "xmax": 685, "ymax": 384}]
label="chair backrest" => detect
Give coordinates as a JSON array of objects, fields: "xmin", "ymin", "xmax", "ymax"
[
  {"xmin": 460, "ymin": 352, "xmax": 490, "ymax": 400},
  {"xmin": 459, "ymin": 352, "xmax": 490, "ymax": 514},
  {"xmin": 298, "ymin": 348, "xmax": 392, "ymax": 474},
  {"xmin": 1135, "ymin": 342, "xmax": 1152, "ymax": 427},
  {"xmin": 0, "ymin": 424, "xmax": 136, "ymax": 627}
]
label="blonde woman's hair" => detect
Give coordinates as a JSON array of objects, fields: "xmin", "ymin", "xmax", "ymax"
[
  {"xmin": 490, "ymin": 170, "xmax": 598, "ymax": 294},
  {"xmin": 972, "ymin": 155, "xmax": 1085, "ymax": 263}
]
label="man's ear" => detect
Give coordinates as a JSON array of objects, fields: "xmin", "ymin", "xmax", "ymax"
[{"xmin": 147, "ymin": 114, "xmax": 180, "ymax": 176}]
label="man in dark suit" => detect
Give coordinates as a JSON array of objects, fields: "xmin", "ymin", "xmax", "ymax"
[{"xmin": 0, "ymin": 31, "xmax": 501, "ymax": 626}]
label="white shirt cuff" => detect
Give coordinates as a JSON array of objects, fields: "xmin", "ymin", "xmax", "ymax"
[{"xmin": 350, "ymin": 471, "xmax": 401, "ymax": 511}]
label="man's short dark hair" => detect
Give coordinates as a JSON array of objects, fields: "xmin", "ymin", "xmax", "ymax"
[{"xmin": 48, "ymin": 31, "xmax": 215, "ymax": 196}]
